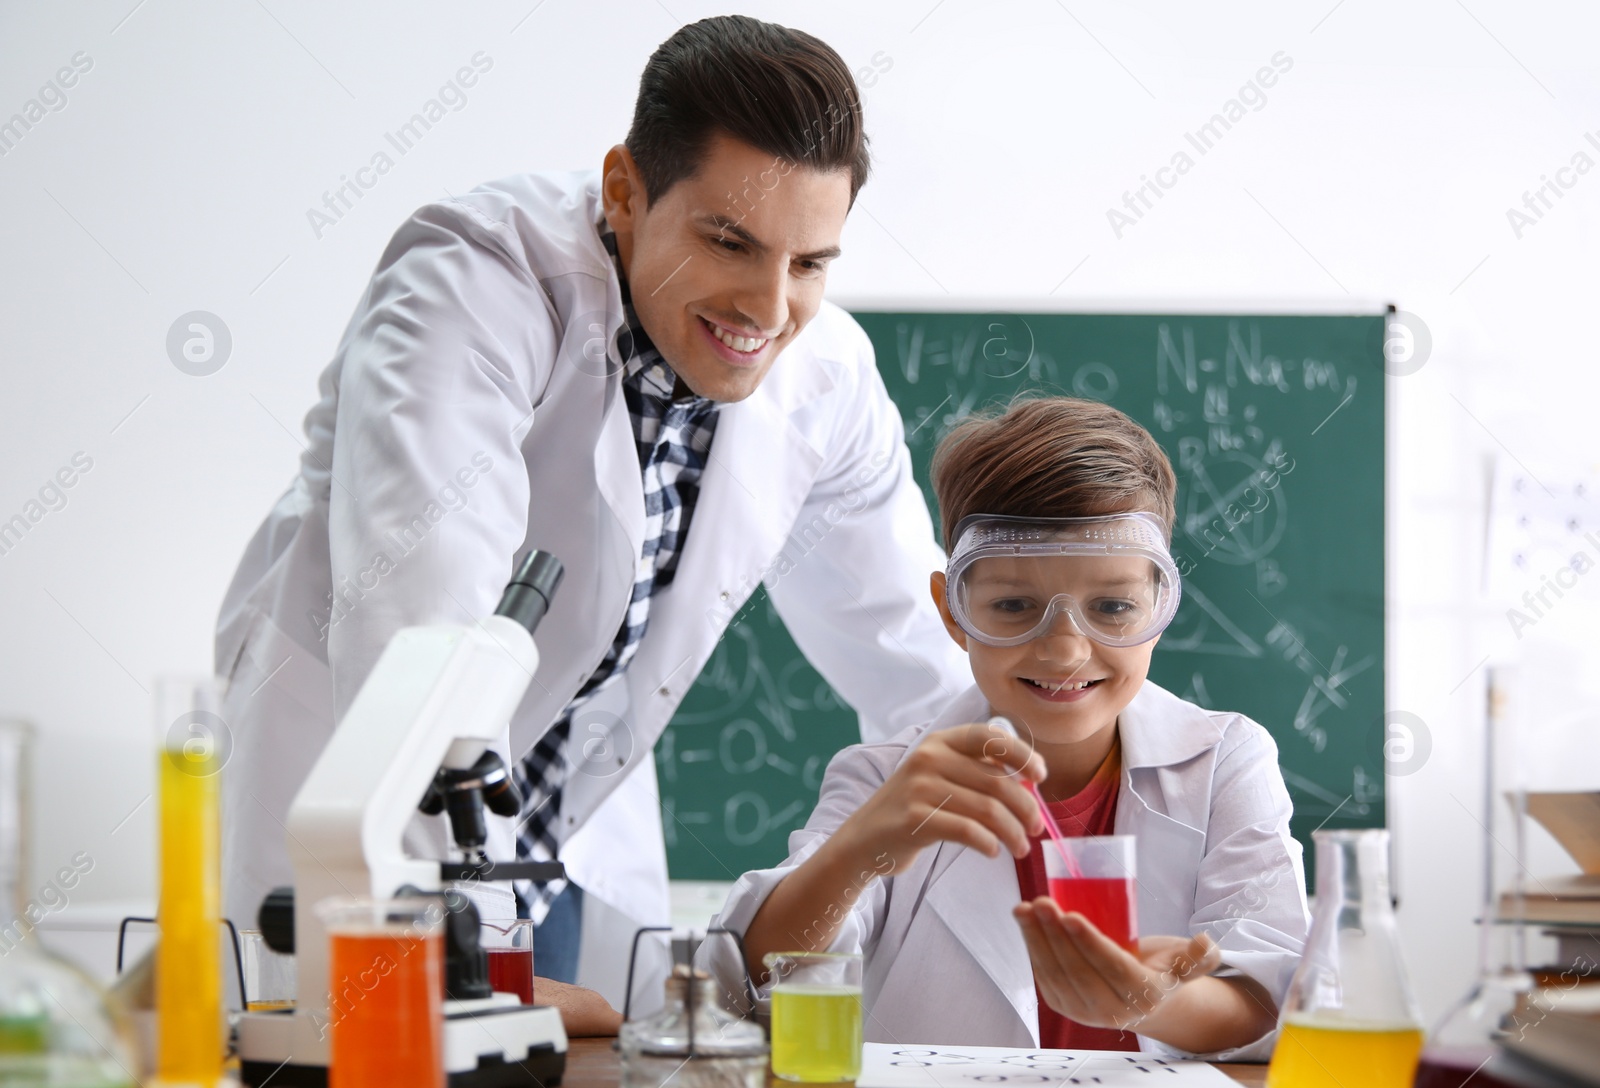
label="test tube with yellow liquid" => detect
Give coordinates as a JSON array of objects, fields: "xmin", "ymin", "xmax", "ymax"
[
  {"xmin": 1267, "ymin": 829, "xmax": 1424, "ymax": 1088},
  {"xmin": 153, "ymin": 678, "xmax": 227, "ymax": 1088}
]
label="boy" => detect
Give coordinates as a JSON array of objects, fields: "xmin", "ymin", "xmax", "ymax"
[{"xmin": 710, "ymin": 397, "xmax": 1309, "ymax": 1059}]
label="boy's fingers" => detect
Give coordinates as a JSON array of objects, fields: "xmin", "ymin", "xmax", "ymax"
[
  {"xmin": 1176, "ymin": 933, "xmax": 1221, "ymax": 979},
  {"xmin": 937, "ymin": 755, "xmax": 1043, "ymax": 841},
  {"xmin": 1060, "ymin": 911, "xmax": 1144, "ymax": 988},
  {"xmin": 913, "ymin": 775, "xmax": 1035, "ymax": 857},
  {"xmin": 1044, "ymin": 909, "xmax": 1131, "ymax": 1015},
  {"xmin": 952, "ymin": 721, "xmax": 1047, "ymax": 783},
  {"xmin": 1015, "ymin": 902, "xmax": 1089, "ymax": 1017}
]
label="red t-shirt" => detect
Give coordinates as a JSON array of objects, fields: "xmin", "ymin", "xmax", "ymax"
[{"xmin": 1013, "ymin": 736, "xmax": 1139, "ymax": 1051}]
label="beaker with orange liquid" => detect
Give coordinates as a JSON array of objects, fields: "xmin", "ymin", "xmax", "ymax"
[
  {"xmin": 1266, "ymin": 828, "xmax": 1425, "ymax": 1088},
  {"xmin": 317, "ymin": 897, "xmax": 446, "ymax": 1088}
]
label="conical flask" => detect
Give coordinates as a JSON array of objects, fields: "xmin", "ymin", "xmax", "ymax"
[
  {"xmin": 1266, "ymin": 828, "xmax": 1425, "ymax": 1088},
  {"xmin": 0, "ymin": 719, "xmax": 141, "ymax": 1087}
]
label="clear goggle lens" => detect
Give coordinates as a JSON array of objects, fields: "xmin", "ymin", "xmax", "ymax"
[{"xmin": 944, "ymin": 514, "xmax": 1181, "ymax": 648}]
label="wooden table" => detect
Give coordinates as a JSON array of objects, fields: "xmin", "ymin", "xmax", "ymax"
[{"xmin": 561, "ymin": 1037, "xmax": 1268, "ymax": 1086}]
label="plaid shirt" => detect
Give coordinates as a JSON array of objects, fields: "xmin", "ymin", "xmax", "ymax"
[{"xmin": 513, "ymin": 222, "xmax": 720, "ymax": 921}]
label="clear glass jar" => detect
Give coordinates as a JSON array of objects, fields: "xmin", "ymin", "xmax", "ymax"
[
  {"xmin": 0, "ymin": 719, "xmax": 141, "ymax": 1087},
  {"xmin": 618, "ymin": 965, "xmax": 767, "ymax": 1088}
]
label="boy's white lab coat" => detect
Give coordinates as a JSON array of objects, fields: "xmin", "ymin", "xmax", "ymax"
[
  {"xmin": 709, "ymin": 680, "xmax": 1310, "ymax": 1062},
  {"xmin": 212, "ymin": 170, "xmax": 968, "ymax": 965}
]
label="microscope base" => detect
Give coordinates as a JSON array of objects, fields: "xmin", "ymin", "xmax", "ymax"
[{"xmin": 238, "ymin": 999, "xmax": 567, "ymax": 1087}]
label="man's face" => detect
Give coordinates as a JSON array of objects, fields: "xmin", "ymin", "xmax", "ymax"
[{"xmin": 601, "ymin": 133, "xmax": 853, "ymax": 403}]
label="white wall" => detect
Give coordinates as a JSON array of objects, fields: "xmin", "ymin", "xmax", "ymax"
[{"xmin": 3, "ymin": 0, "xmax": 1598, "ymax": 1025}]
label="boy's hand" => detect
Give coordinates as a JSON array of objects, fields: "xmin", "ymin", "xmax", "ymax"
[
  {"xmin": 834, "ymin": 721, "xmax": 1045, "ymax": 874},
  {"xmin": 1012, "ymin": 897, "xmax": 1220, "ymax": 1032}
]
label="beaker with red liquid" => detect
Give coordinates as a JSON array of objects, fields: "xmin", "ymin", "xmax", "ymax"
[
  {"xmin": 1043, "ymin": 835, "xmax": 1138, "ymax": 952},
  {"xmin": 482, "ymin": 917, "xmax": 535, "ymax": 1004}
]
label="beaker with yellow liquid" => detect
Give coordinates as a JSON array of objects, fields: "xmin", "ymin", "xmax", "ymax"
[
  {"xmin": 764, "ymin": 951, "xmax": 863, "ymax": 1083},
  {"xmin": 1267, "ymin": 829, "xmax": 1424, "ymax": 1088}
]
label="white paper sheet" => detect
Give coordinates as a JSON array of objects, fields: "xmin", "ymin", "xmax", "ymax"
[{"xmin": 858, "ymin": 1042, "xmax": 1244, "ymax": 1086}]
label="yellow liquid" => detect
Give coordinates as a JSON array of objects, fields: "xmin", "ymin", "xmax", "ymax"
[
  {"xmin": 770, "ymin": 985, "xmax": 863, "ymax": 1082},
  {"xmin": 1266, "ymin": 1017, "xmax": 1424, "ymax": 1088},
  {"xmin": 154, "ymin": 747, "xmax": 224, "ymax": 1086}
]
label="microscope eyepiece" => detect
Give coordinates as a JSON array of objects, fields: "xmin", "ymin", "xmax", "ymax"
[{"xmin": 495, "ymin": 550, "xmax": 563, "ymax": 635}]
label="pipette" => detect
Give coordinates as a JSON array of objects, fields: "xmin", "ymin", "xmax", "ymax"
[{"xmin": 986, "ymin": 715, "xmax": 1080, "ymax": 877}]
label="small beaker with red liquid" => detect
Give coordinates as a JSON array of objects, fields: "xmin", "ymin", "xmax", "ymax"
[
  {"xmin": 482, "ymin": 918, "xmax": 536, "ymax": 1004},
  {"xmin": 1043, "ymin": 834, "xmax": 1138, "ymax": 952}
]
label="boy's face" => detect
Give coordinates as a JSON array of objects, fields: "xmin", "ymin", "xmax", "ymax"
[{"xmin": 931, "ymin": 558, "xmax": 1160, "ymax": 747}]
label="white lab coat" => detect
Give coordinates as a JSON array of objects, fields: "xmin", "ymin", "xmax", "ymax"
[
  {"xmin": 213, "ymin": 170, "xmax": 970, "ymax": 973},
  {"xmin": 707, "ymin": 680, "xmax": 1310, "ymax": 1062}
]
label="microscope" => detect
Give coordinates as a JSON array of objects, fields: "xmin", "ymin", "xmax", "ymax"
[{"xmin": 238, "ymin": 551, "xmax": 570, "ymax": 1087}]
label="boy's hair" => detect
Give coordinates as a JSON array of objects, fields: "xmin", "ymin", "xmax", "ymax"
[
  {"xmin": 626, "ymin": 15, "xmax": 871, "ymax": 207},
  {"xmin": 930, "ymin": 396, "xmax": 1178, "ymax": 551}
]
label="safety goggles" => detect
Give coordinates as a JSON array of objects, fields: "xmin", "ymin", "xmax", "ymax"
[{"xmin": 944, "ymin": 513, "xmax": 1181, "ymax": 648}]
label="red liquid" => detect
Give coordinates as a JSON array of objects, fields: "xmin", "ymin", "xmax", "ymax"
[
  {"xmin": 486, "ymin": 947, "xmax": 534, "ymax": 1004},
  {"xmin": 1412, "ymin": 1048, "xmax": 1523, "ymax": 1088},
  {"xmin": 1048, "ymin": 876, "xmax": 1138, "ymax": 952}
]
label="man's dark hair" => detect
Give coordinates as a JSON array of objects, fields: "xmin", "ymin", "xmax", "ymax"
[{"xmin": 626, "ymin": 15, "xmax": 871, "ymax": 206}]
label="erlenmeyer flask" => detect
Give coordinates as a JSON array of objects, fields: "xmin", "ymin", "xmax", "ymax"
[
  {"xmin": 0, "ymin": 719, "xmax": 141, "ymax": 1087},
  {"xmin": 1266, "ymin": 828, "xmax": 1425, "ymax": 1088}
]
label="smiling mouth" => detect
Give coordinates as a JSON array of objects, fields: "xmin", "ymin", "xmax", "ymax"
[
  {"xmin": 1022, "ymin": 677, "xmax": 1104, "ymax": 693},
  {"xmin": 700, "ymin": 316, "xmax": 770, "ymax": 354}
]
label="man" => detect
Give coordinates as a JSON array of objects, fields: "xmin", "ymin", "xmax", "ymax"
[{"xmin": 214, "ymin": 14, "xmax": 966, "ymax": 1016}]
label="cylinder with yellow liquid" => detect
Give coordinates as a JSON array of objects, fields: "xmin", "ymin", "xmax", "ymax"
[
  {"xmin": 153, "ymin": 678, "xmax": 227, "ymax": 1088},
  {"xmin": 1267, "ymin": 830, "xmax": 1423, "ymax": 1088}
]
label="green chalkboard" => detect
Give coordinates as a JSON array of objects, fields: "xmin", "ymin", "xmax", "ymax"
[{"xmin": 657, "ymin": 311, "xmax": 1387, "ymax": 882}]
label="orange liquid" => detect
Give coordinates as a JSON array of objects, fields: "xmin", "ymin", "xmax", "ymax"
[{"xmin": 327, "ymin": 932, "xmax": 443, "ymax": 1088}]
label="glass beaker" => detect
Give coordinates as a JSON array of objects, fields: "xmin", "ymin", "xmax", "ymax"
[
  {"xmin": 1267, "ymin": 828, "xmax": 1425, "ymax": 1088},
  {"xmin": 480, "ymin": 918, "xmax": 535, "ymax": 1004},
  {"xmin": 318, "ymin": 896, "xmax": 446, "ymax": 1088},
  {"xmin": 1044, "ymin": 834, "xmax": 1139, "ymax": 953},
  {"xmin": 239, "ymin": 930, "xmax": 297, "ymax": 1012},
  {"xmin": 764, "ymin": 951, "xmax": 863, "ymax": 1083}
]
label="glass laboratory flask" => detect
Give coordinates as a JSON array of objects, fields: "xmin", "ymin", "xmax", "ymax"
[
  {"xmin": 0, "ymin": 719, "xmax": 141, "ymax": 1087},
  {"xmin": 1266, "ymin": 828, "xmax": 1425, "ymax": 1088}
]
